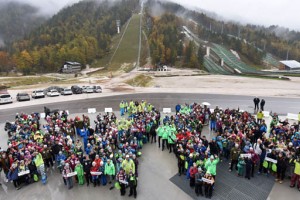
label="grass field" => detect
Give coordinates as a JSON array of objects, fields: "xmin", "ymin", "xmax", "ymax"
[
  {"xmin": 125, "ymin": 74, "xmax": 153, "ymax": 87},
  {"xmin": 110, "ymin": 14, "xmax": 140, "ymax": 72},
  {"xmin": 93, "ymin": 14, "xmax": 141, "ymax": 74},
  {"xmin": 0, "ymin": 76, "xmax": 58, "ymax": 88}
]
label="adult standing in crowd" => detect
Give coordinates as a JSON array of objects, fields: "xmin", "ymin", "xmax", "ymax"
[
  {"xmin": 253, "ymin": 97, "xmax": 260, "ymax": 112},
  {"xmin": 260, "ymin": 99, "xmax": 266, "ymax": 111}
]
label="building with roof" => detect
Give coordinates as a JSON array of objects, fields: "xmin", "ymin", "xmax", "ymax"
[
  {"xmin": 279, "ymin": 60, "xmax": 300, "ymax": 70},
  {"xmin": 60, "ymin": 61, "xmax": 82, "ymax": 73}
]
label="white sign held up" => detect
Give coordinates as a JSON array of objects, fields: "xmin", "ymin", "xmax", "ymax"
[
  {"xmin": 105, "ymin": 108, "xmax": 113, "ymax": 113},
  {"xmin": 240, "ymin": 154, "xmax": 252, "ymax": 158},
  {"xmin": 18, "ymin": 170, "xmax": 30, "ymax": 177},
  {"xmin": 91, "ymin": 172, "xmax": 102, "ymax": 175},
  {"xmin": 67, "ymin": 172, "xmax": 77, "ymax": 177},
  {"xmin": 88, "ymin": 108, "xmax": 97, "ymax": 114},
  {"xmin": 265, "ymin": 157, "xmax": 277, "ymax": 164},
  {"xmin": 202, "ymin": 177, "xmax": 213, "ymax": 184},
  {"xmin": 163, "ymin": 108, "xmax": 171, "ymax": 113}
]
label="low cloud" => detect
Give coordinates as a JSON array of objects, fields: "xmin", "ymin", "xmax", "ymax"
[{"xmin": 165, "ymin": 0, "xmax": 300, "ymax": 31}]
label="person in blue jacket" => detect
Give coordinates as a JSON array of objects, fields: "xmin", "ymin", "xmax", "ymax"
[
  {"xmin": 8, "ymin": 163, "xmax": 20, "ymax": 190},
  {"xmin": 175, "ymin": 104, "xmax": 181, "ymax": 114}
]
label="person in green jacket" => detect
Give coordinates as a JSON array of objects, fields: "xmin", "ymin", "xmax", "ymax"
[
  {"xmin": 162, "ymin": 126, "xmax": 169, "ymax": 151},
  {"xmin": 205, "ymin": 155, "xmax": 219, "ymax": 178},
  {"xmin": 237, "ymin": 157, "xmax": 245, "ymax": 177},
  {"xmin": 105, "ymin": 159, "xmax": 115, "ymax": 190},
  {"xmin": 75, "ymin": 161, "xmax": 84, "ymax": 185},
  {"xmin": 168, "ymin": 131, "xmax": 176, "ymax": 153},
  {"xmin": 156, "ymin": 125, "xmax": 164, "ymax": 149}
]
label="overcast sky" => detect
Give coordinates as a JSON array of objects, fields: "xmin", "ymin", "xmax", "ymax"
[
  {"xmin": 169, "ymin": 0, "xmax": 300, "ymax": 31},
  {"xmin": 1, "ymin": 0, "xmax": 299, "ymax": 30}
]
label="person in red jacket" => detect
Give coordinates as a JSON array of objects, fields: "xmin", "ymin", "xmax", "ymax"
[
  {"xmin": 94, "ymin": 155, "xmax": 101, "ymax": 168},
  {"xmin": 90, "ymin": 161, "xmax": 100, "ymax": 187},
  {"xmin": 189, "ymin": 163, "xmax": 198, "ymax": 187}
]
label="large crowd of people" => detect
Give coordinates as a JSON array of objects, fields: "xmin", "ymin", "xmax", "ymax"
[{"xmin": 0, "ymin": 100, "xmax": 299, "ymax": 199}]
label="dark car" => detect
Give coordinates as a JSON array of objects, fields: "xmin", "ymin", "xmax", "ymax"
[
  {"xmin": 16, "ymin": 93, "xmax": 30, "ymax": 101},
  {"xmin": 71, "ymin": 85, "xmax": 83, "ymax": 94}
]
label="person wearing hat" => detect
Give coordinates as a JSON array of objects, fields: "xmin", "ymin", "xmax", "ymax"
[
  {"xmin": 195, "ymin": 167, "xmax": 204, "ymax": 196},
  {"xmin": 128, "ymin": 169, "xmax": 137, "ymax": 198},
  {"xmin": 90, "ymin": 161, "xmax": 100, "ymax": 187},
  {"xmin": 75, "ymin": 160, "xmax": 84, "ymax": 185},
  {"xmin": 121, "ymin": 155, "xmax": 135, "ymax": 175}
]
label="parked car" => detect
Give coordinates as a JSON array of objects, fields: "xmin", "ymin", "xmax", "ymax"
[
  {"xmin": 93, "ymin": 86, "xmax": 102, "ymax": 93},
  {"xmin": 0, "ymin": 94, "xmax": 13, "ymax": 104},
  {"xmin": 47, "ymin": 89, "xmax": 60, "ymax": 97},
  {"xmin": 16, "ymin": 93, "xmax": 30, "ymax": 102},
  {"xmin": 44, "ymin": 86, "xmax": 63, "ymax": 95},
  {"xmin": 61, "ymin": 88, "xmax": 73, "ymax": 95},
  {"xmin": 32, "ymin": 90, "xmax": 45, "ymax": 99},
  {"xmin": 71, "ymin": 85, "xmax": 82, "ymax": 94},
  {"xmin": 83, "ymin": 86, "xmax": 94, "ymax": 93}
]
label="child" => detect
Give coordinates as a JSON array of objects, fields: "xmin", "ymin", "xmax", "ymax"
[
  {"xmin": 74, "ymin": 161, "xmax": 84, "ymax": 185},
  {"xmin": 237, "ymin": 156, "xmax": 245, "ymax": 177}
]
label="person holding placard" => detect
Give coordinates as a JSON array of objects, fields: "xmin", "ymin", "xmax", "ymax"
[
  {"xmin": 62, "ymin": 163, "xmax": 73, "ymax": 189},
  {"xmin": 203, "ymin": 172, "xmax": 215, "ymax": 199},
  {"xmin": 194, "ymin": 167, "xmax": 204, "ymax": 196},
  {"xmin": 90, "ymin": 161, "xmax": 100, "ymax": 187},
  {"xmin": 116, "ymin": 168, "xmax": 127, "ymax": 196}
]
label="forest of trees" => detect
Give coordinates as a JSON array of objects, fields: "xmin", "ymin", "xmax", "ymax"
[
  {"xmin": 148, "ymin": 0, "xmax": 300, "ymax": 64},
  {"xmin": 0, "ymin": 0, "xmax": 139, "ymax": 74},
  {"xmin": 146, "ymin": 12, "xmax": 205, "ymax": 69}
]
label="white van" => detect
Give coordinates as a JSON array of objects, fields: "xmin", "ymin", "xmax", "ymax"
[{"xmin": 0, "ymin": 94, "xmax": 13, "ymax": 104}]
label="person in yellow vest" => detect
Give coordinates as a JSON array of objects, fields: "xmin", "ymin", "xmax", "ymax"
[
  {"xmin": 147, "ymin": 103, "xmax": 153, "ymax": 112},
  {"xmin": 120, "ymin": 101, "xmax": 125, "ymax": 116},
  {"xmin": 124, "ymin": 101, "xmax": 128, "ymax": 113},
  {"xmin": 121, "ymin": 155, "xmax": 135, "ymax": 175},
  {"xmin": 257, "ymin": 110, "xmax": 264, "ymax": 124},
  {"xmin": 141, "ymin": 100, "xmax": 147, "ymax": 112}
]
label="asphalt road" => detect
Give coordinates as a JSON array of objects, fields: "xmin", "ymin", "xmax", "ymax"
[{"xmin": 1, "ymin": 93, "xmax": 300, "ymax": 122}]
